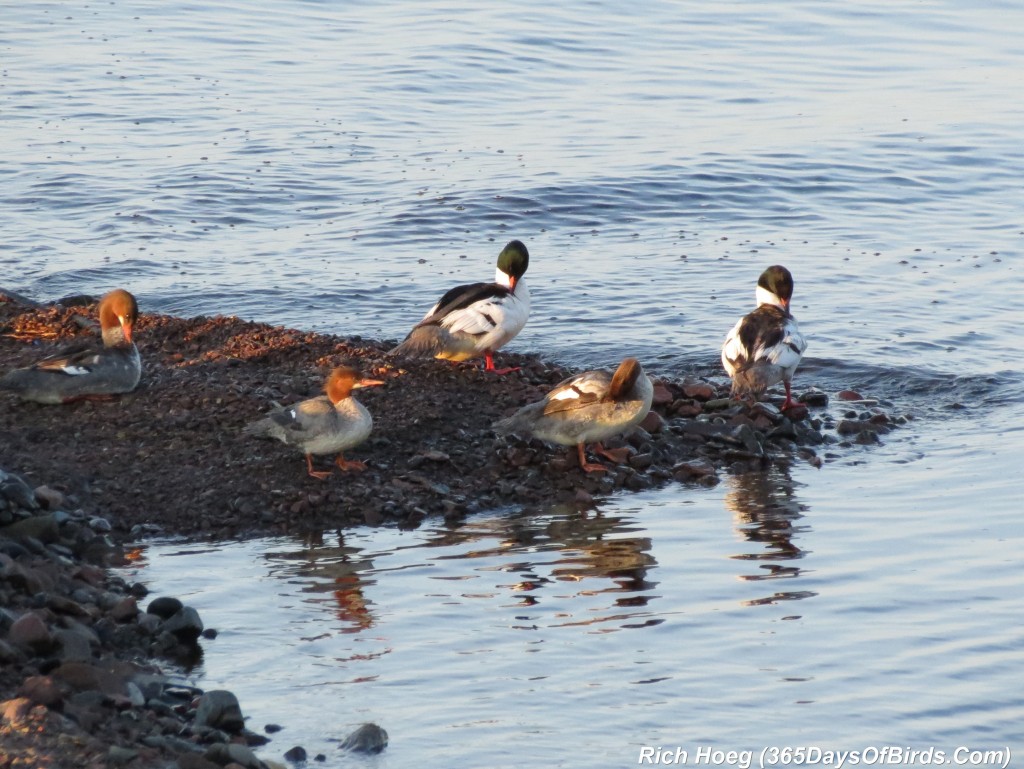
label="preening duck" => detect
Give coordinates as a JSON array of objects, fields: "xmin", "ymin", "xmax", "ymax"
[
  {"xmin": 494, "ymin": 357, "xmax": 653, "ymax": 473},
  {"xmin": 0, "ymin": 288, "xmax": 141, "ymax": 404},
  {"xmin": 243, "ymin": 365, "xmax": 384, "ymax": 480},
  {"xmin": 721, "ymin": 265, "xmax": 807, "ymax": 410},
  {"xmin": 389, "ymin": 240, "xmax": 530, "ymax": 374}
]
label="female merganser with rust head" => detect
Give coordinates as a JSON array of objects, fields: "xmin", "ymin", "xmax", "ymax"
[
  {"xmin": 721, "ymin": 265, "xmax": 807, "ymax": 410},
  {"xmin": 494, "ymin": 357, "xmax": 653, "ymax": 473},
  {"xmin": 243, "ymin": 365, "xmax": 385, "ymax": 480},
  {"xmin": 0, "ymin": 288, "xmax": 141, "ymax": 404},
  {"xmin": 389, "ymin": 240, "xmax": 530, "ymax": 374}
]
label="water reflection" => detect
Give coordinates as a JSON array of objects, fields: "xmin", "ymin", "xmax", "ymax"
[
  {"xmin": 259, "ymin": 504, "xmax": 663, "ymax": 635},
  {"xmin": 724, "ymin": 465, "xmax": 817, "ymax": 606}
]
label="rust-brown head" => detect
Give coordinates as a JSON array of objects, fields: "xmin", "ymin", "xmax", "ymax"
[
  {"xmin": 607, "ymin": 357, "xmax": 643, "ymax": 401},
  {"xmin": 325, "ymin": 365, "xmax": 386, "ymax": 404},
  {"xmin": 98, "ymin": 289, "xmax": 139, "ymax": 346}
]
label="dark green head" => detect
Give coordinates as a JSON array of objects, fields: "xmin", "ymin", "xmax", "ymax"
[
  {"xmin": 496, "ymin": 240, "xmax": 530, "ymax": 283},
  {"xmin": 756, "ymin": 265, "xmax": 794, "ymax": 310}
]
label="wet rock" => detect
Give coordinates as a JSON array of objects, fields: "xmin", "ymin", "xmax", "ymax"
[
  {"xmin": 177, "ymin": 755, "xmax": 224, "ymax": 769},
  {"xmin": 33, "ymin": 485, "xmax": 65, "ymax": 510},
  {"xmin": 9, "ymin": 612, "xmax": 53, "ymax": 653},
  {"xmin": 109, "ymin": 596, "xmax": 139, "ymax": 623},
  {"xmin": 2, "ymin": 514, "xmax": 60, "ymax": 544},
  {"xmin": 18, "ymin": 675, "xmax": 64, "ymax": 708},
  {"xmin": 54, "ymin": 628, "xmax": 94, "ymax": 662},
  {"xmin": 194, "ymin": 689, "xmax": 244, "ymax": 733},
  {"xmin": 682, "ymin": 383, "xmax": 716, "ymax": 401},
  {"xmin": 284, "ymin": 745, "xmax": 308, "ymax": 762},
  {"xmin": 162, "ymin": 605, "xmax": 204, "ymax": 643},
  {"xmin": 837, "ymin": 389, "xmax": 864, "ymax": 401},
  {"xmin": 0, "ymin": 472, "xmax": 39, "ymax": 511},
  {"xmin": 205, "ymin": 742, "xmax": 262, "ymax": 769},
  {"xmin": 638, "ymin": 411, "xmax": 665, "ymax": 435},
  {"xmin": 339, "ymin": 722, "xmax": 388, "ymax": 754},
  {"xmin": 672, "ymin": 460, "xmax": 718, "ymax": 483},
  {"xmin": 107, "ymin": 746, "xmax": 139, "ymax": 765},
  {"xmin": 651, "ymin": 383, "xmax": 673, "ymax": 407},
  {"xmin": 147, "ymin": 596, "xmax": 184, "ymax": 619},
  {"xmin": 799, "ymin": 388, "xmax": 829, "ymax": 407}
]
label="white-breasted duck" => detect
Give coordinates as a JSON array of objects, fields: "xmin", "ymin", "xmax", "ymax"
[
  {"xmin": 243, "ymin": 365, "xmax": 385, "ymax": 480},
  {"xmin": 721, "ymin": 265, "xmax": 807, "ymax": 410},
  {"xmin": 494, "ymin": 357, "xmax": 653, "ymax": 473},
  {"xmin": 0, "ymin": 288, "xmax": 141, "ymax": 404},
  {"xmin": 389, "ymin": 240, "xmax": 530, "ymax": 374}
]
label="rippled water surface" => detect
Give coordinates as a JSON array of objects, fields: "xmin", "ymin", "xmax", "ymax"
[{"xmin": 7, "ymin": 0, "xmax": 1024, "ymax": 765}]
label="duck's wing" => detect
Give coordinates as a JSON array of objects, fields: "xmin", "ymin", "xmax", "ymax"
[
  {"xmin": 541, "ymin": 370, "xmax": 612, "ymax": 416},
  {"xmin": 30, "ymin": 342, "xmax": 108, "ymax": 377},
  {"xmin": 267, "ymin": 396, "xmax": 337, "ymax": 439},
  {"xmin": 418, "ymin": 282, "xmax": 515, "ymax": 336},
  {"xmin": 723, "ymin": 307, "xmax": 805, "ymax": 372}
]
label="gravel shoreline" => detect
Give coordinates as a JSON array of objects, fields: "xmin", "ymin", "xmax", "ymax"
[{"xmin": 1, "ymin": 295, "xmax": 901, "ymax": 767}]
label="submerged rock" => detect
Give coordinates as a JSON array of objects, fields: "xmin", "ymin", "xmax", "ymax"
[{"xmin": 339, "ymin": 722, "xmax": 388, "ymax": 754}]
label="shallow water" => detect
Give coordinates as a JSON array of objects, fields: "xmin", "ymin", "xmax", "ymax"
[{"xmin": 7, "ymin": 0, "xmax": 1024, "ymax": 765}]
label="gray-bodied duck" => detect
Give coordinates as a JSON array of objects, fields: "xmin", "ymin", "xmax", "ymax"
[
  {"xmin": 244, "ymin": 365, "xmax": 384, "ymax": 480},
  {"xmin": 494, "ymin": 357, "xmax": 653, "ymax": 473},
  {"xmin": 0, "ymin": 288, "xmax": 141, "ymax": 404}
]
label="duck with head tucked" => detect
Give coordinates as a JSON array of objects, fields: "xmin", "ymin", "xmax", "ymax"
[
  {"xmin": 0, "ymin": 288, "xmax": 141, "ymax": 404},
  {"xmin": 244, "ymin": 365, "xmax": 384, "ymax": 480},
  {"xmin": 721, "ymin": 265, "xmax": 807, "ymax": 410},
  {"xmin": 494, "ymin": 357, "xmax": 653, "ymax": 473},
  {"xmin": 389, "ymin": 239, "xmax": 530, "ymax": 374}
]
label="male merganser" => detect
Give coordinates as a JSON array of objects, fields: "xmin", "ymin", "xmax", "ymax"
[
  {"xmin": 243, "ymin": 365, "xmax": 384, "ymax": 480},
  {"xmin": 389, "ymin": 240, "xmax": 530, "ymax": 374},
  {"xmin": 721, "ymin": 265, "xmax": 807, "ymax": 410},
  {"xmin": 0, "ymin": 288, "xmax": 141, "ymax": 404},
  {"xmin": 494, "ymin": 357, "xmax": 653, "ymax": 473}
]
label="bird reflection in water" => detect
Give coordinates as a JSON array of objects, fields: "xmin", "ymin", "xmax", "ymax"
[{"xmin": 724, "ymin": 465, "xmax": 817, "ymax": 607}]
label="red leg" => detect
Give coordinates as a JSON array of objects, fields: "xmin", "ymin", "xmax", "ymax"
[
  {"xmin": 306, "ymin": 454, "xmax": 333, "ymax": 480},
  {"xmin": 576, "ymin": 443, "xmax": 609, "ymax": 473},
  {"xmin": 335, "ymin": 454, "xmax": 368, "ymax": 472},
  {"xmin": 781, "ymin": 381, "xmax": 796, "ymax": 411},
  {"xmin": 485, "ymin": 350, "xmax": 521, "ymax": 375},
  {"xmin": 593, "ymin": 442, "xmax": 631, "ymax": 465}
]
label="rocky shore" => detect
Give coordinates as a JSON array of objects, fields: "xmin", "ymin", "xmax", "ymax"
[{"xmin": 0, "ymin": 294, "xmax": 903, "ymax": 767}]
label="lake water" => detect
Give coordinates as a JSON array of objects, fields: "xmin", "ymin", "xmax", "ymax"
[{"xmin": 5, "ymin": 0, "xmax": 1023, "ymax": 766}]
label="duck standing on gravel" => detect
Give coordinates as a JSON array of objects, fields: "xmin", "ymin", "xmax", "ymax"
[
  {"xmin": 494, "ymin": 357, "xmax": 653, "ymax": 473},
  {"xmin": 721, "ymin": 265, "xmax": 807, "ymax": 410},
  {"xmin": 243, "ymin": 365, "xmax": 385, "ymax": 480},
  {"xmin": 389, "ymin": 239, "xmax": 530, "ymax": 374},
  {"xmin": 0, "ymin": 288, "xmax": 141, "ymax": 404}
]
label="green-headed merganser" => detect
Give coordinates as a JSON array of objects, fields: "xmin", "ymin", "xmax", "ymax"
[
  {"xmin": 494, "ymin": 357, "xmax": 653, "ymax": 473},
  {"xmin": 0, "ymin": 288, "xmax": 141, "ymax": 404},
  {"xmin": 243, "ymin": 365, "xmax": 384, "ymax": 480},
  {"xmin": 389, "ymin": 240, "xmax": 530, "ymax": 374},
  {"xmin": 721, "ymin": 265, "xmax": 807, "ymax": 410}
]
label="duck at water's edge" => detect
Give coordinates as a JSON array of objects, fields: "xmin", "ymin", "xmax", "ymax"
[
  {"xmin": 0, "ymin": 288, "xmax": 141, "ymax": 404},
  {"xmin": 494, "ymin": 357, "xmax": 653, "ymax": 473},
  {"xmin": 389, "ymin": 240, "xmax": 530, "ymax": 374},
  {"xmin": 243, "ymin": 365, "xmax": 384, "ymax": 480},
  {"xmin": 721, "ymin": 265, "xmax": 807, "ymax": 410}
]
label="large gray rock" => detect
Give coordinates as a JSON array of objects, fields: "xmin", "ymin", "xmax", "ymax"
[
  {"xmin": 161, "ymin": 605, "xmax": 204, "ymax": 643},
  {"xmin": 194, "ymin": 689, "xmax": 244, "ymax": 733},
  {"xmin": 340, "ymin": 722, "xmax": 388, "ymax": 754}
]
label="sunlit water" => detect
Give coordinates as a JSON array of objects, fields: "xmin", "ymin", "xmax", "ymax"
[{"xmin": 6, "ymin": 0, "xmax": 1024, "ymax": 765}]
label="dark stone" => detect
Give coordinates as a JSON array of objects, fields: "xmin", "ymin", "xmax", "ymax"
[
  {"xmin": 146, "ymin": 596, "xmax": 184, "ymax": 619},
  {"xmin": 339, "ymin": 722, "xmax": 388, "ymax": 754},
  {"xmin": 284, "ymin": 745, "xmax": 308, "ymax": 762},
  {"xmin": 194, "ymin": 689, "xmax": 244, "ymax": 733}
]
